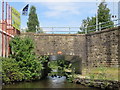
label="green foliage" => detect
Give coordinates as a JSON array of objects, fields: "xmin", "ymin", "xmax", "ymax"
[
  {"xmin": 48, "ymin": 59, "xmax": 70, "ymax": 77},
  {"xmin": 66, "ymin": 75, "xmax": 74, "ymax": 83},
  {"xmin": 88, "ymin": 67, "xmax": 107, "ymax": 81},
  {"xmin": 10, "ymin": 36, "xmax": 34, "ymax": 61},
  {"xmin": 1, "ymin": 57, "xmax": 23, "ymax": 83},
  {"xmin": 87, "ymin": 67, "xmax": 111, "ymax": 88},
  {"xmin": 27, "ymin": 6, "xmax": 39, "ymax": 32},
  {"xmin": 48, "ymin": 58, "xmax": 75, "ymax": 83},
  {"xmin": 79, "ymin": 17, "xmax": 91, "ymax": 33},
  {"xmin": 48, "ymin": 58, "xmax": 77, "ymax": 83},
  {"xmin": 98, "ymin": 2, "xmax": 114, "ymax": 30},
  {"xmin": 97, "ymin": 67, "xmax": 107, "ymax": 80},
  {"xmin": 66, "ymin": 68, "xmax": 75, "ymax": 83},
  {"xmin": 9, "ymin": 36, "xmax": 43, "ymax": 81},
  {"xmin": 2, "ymin": 36, "xmax": 47, "ymax": 84},
  {"xmin": 89, "ymin": 73, "xmax": 95, "ymax": 84},
  {"xmin": 78, "ymin": 1, "xmax": 114, "ymax": 34},
  {"xmin": 48, "ymin": 61, "xmax": 58, "ymax": 69},
  {"xmin": 39, "ymin": 56, "xmax": 49, "ymax": 64}
]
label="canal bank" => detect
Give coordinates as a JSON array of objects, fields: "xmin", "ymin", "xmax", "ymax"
[{"xmin": 73, "ymin": 78, "xmax": 120, "ymax": 90}]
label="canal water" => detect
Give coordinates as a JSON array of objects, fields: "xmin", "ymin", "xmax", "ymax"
[{"xmin": 2, "ymin": 76, "xmax": 99, "ymax": 89}]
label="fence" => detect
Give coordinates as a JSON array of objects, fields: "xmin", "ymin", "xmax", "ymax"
[
  {"xmin": 35, "ymin": 18, "xmax": 120, "ymax": 34},
  {"xmin": 85, "ymin": 18, "xmax": 120, "ymax": 33},
  {"xmin": 37, "ymin": 27, "xmax": 81, "ymax": 34}
]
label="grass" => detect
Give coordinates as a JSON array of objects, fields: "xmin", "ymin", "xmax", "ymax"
[{"xmin": 81, "ymin": 67, "xmax": 119, "ymax": 81}]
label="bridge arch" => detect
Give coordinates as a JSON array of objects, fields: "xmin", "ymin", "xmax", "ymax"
[
  {"xmin": 21, "ymin": 33, "xmax": 87, "ymax": 74},
  {"xmin": 21, "ymin": 27, "xmax": 119, "ymax": 74}
]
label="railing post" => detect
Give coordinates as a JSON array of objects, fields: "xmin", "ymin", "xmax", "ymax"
[
  {"xmin": 36, "ymin": 26, "xmax": 38, "ymax": 34},
  {"xmin": 99, "ymin": 22, "xmax": 101, "ymax": 31},
  {"xmin": 52, "ymin": 27, "xmax": 54, "ymax": 34},
  {"xmin": 85, "ymin": 24, "xmax": 88, "ymax": 34},
  {"xmin": 69, "ymin": 27, "xmax": 70, "ymax": 34},
  {"xmin": 85, "ymin": 27, "xmax": 88, "ymax": 34},
  {"xmin": 96, "ymin": 0, "xmax": 98, "ymax": 32}
]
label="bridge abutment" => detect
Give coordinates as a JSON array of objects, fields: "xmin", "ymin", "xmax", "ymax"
[{"xmin": 20, "ymin": 27, "xmax": 120, "ymax": 75}]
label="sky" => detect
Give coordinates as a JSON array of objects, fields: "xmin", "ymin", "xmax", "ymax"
[{"xmin": 0, "ymin": 0, "xmax": 119, "ymax": 33}]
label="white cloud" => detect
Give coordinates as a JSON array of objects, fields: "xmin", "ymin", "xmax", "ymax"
[
  {"xmin": 42, "ymin": 3, "xmax": 81, "ymax": 17},
  {"xmin": 44, "ymin": 11, "xmax": 61, "ymax": 17}
]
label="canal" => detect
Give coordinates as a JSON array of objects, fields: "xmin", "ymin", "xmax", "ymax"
[
  {"xmin": 2, "ymin": 56, "xmax": 100, "ymax": 89},
  {"xmin": 2, "ymin": 76, "xmax": 100, "ymax": 89}
]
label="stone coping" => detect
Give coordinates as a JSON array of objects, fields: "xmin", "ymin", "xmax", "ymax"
[
  {"xmin": 21, "ymin": 26, "xmax": 120, "ymax": 36},
  {"xmin": 86, "ymin": 26, "xmax": 120, "ymax": 36}
]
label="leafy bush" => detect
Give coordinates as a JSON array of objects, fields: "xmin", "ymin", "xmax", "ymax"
[
  {"xmin": 9, "ymin": 36, "xmax": 44, "ymax": 81},
  {"xmin": 2, "ymin": 36, "xmax": 47, "ymax": 83},
  {"xmin": 1, "ymin": 57, "xmax": 23, "ymax": 83}
]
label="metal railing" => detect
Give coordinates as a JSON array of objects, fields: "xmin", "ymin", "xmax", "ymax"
[
  {"xmin": 84, "ymin": 18, "xmax": 120, "ymax": 34},
  {"xmin": 37, "ymin": 27, "xmax": 81, "ymax": 34},
  {"xmin": 25, "ymin": 18, "xmax": 120, "ymax": 34}
]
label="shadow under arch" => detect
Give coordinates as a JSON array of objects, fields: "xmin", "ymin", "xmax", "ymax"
[{"xmin": 49, "ymin": 55, "xmax": 82, "ymax": 74}]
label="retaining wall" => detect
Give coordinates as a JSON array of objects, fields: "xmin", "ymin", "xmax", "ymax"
[{"xmin": 86, "ymin": 27, "xmax": 119, "ymax": 67}]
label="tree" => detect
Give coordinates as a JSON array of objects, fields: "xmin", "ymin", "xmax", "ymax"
[
  {"xmin": 78, "ymin": 1, "xmax": 114, "ymax": 33},
  {"xmin": 79, "ymin": 17, "xmax": 96, "ymax": 33},
  {"xmin": 27, "ymin": 6, "xmax": 39, "ymax": 32},
  {"xmin": 98, "ymin": 2, "xmax": 114, "ymax": 30},
  {"xmin": 79, "ymin": 17, "xmax": 90, "ymax": 33}
]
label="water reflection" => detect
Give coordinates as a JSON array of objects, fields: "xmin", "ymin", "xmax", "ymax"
[{"xmin": 2, "ymin": 76, "xmax": 98, "ymax": 89}]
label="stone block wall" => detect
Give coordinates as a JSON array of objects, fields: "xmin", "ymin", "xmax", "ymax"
[
  {"xmin": 86, "ymin": 27, "xmax": 119, "ymax": 67},
  {"xmin": 34, "ymin": 34, "xmax": 86, "ymax": 57},
  {"xmin": 21, "ymin": 27, "xmax": 119, "ymax": 68},
  {"xmin": 21, "ymin": 33, "xmax": 86, "ymax": 66}
]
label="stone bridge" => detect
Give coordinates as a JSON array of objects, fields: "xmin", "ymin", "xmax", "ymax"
[{"xmin": 21, "ymin": 27, "xmax": 120, "ymax": 73}]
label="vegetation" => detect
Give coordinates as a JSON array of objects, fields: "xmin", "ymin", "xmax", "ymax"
[
  {"xmin": 98, "ymin": 2, "xmax": 114, "ymax": 29},
  {"xmin": 2, "ymin": 57, "xmax": 23, "ymax": 83},
  {"xmin": 2, "ymin": 36, "xmax": 48, "ymax": 84},
  {"xmin": 78, "ymin": 1, "xmax": 114, "ymax": 34},
  {"xmin": 80, "ymin": 67, "xmax": 119, "ymax": 81},
  {"xmin": 48, "ymin": 57, "xmax": 76, "ymax": 82},
  {"xmin": 27, "ymin": 6, "xmax": 39, "ymax": 32},
  {"xmin": 66, "ymin": 68, "xmax": 76, "ymax": 83},
  {"xmin": 48, "ymin": 57, "xmax": 71, "ymax": 77}
]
